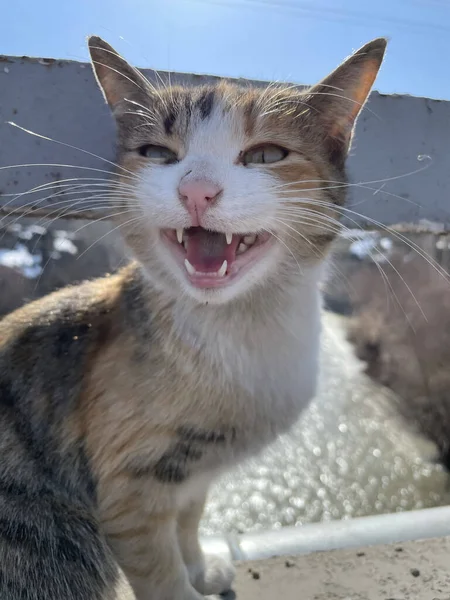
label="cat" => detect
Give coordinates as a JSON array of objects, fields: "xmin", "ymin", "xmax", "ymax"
[
  {"xmin": 347, "ymin": 255, "xmax": 450, "ymax": 470},
  {"xmin": 0, "ymin": 35, "xmax": 386, "ymax": 600}
]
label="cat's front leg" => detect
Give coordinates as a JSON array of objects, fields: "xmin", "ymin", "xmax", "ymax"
[
  {"xmin": 105, "ymin": 507, "xmax": 205, "ymax": 600},
  {"xmin": 177, "ymin": 491, "xmax": 235, "ymax": 596}
]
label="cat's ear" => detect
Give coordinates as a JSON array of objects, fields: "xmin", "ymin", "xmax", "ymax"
[
  {"xmin": 87, "ymin": 36, "xmax": 150, "ymax": 112},
  {"xmin": 304, "ymin": 38, "xmax": 387, "ymax": 161}
]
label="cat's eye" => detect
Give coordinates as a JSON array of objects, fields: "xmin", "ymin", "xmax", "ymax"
[
  {"xmin": 138, "ymin": 145, "xmax": 178, "ymax": 164},
  {"xmin": 241, "ymin": 144, "xmax": 289, "ymax": 166}
]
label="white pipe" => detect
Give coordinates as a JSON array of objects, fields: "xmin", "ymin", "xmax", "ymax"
[{"xmin": 201, "ymin": 504, "xmax": 450, "ymax": 561}]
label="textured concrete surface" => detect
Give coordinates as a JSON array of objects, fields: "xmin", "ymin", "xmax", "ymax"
[
  {"xmin": 1, "ymin": 56, "xmax": 450, "ymax": 227},
  {"xmin": 232, "ymin": 537, "xmax": 450, "ymax": 599}
]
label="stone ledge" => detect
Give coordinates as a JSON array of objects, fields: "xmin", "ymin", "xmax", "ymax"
[{"xmin": 232, "ymin": 536, "xmax": 450, "ymax": 599}]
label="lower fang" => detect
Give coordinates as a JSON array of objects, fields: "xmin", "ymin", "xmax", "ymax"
[
  {"xmin": 243, "ymin": 234, "xmax": 257, "ymax": 245},
  {"xmin": 184, "ymin": 258, "xmax": 196, "ymax": 275},
  {"xmin": 217, "ymin": 260, "xmax": 227, "ymax": 277}
]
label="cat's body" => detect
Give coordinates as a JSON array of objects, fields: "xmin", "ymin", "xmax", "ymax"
[{"xmin": 0, "ymin": 36, "xmax": 386, "ymax": 599}]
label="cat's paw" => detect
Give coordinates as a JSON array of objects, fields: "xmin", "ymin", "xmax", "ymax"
[
  {"xmin": 187, "ymin": 554, "xmax": 235, "ymax": 596},
  {"xmin": 202, "ymin": 554, "xmax": 235, "ymax": 596}
]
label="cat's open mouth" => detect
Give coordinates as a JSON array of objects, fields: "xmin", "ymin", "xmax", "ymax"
[{"xmin": 161, "ymin": 227, "xmax": 273, "ymax": 288}]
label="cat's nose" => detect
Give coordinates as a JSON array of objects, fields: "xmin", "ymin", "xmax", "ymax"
[{"xmin": 178, "ymin": 179, "xmax": 222, "ymax": 226}]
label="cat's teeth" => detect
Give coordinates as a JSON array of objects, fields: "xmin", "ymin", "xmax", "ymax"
[
  {"xmin": 237, "ymin": 243, "xmax": 248, "ymax": 254},
  {"xmin": 184, "ymin": 258, "xmax": 227, "ymax": 277},
  {"xmin": 184, "ymin": 258, "xmax": 196, "ymax": 275},
  {"xmin": 225, "ymin": 232, "xmax": 233, "ymax": 245},
  {"xmin": 176, "ymin": 228, "xmax": 183, "ymax": 244},
  {"xmin": 243, "ymin": 234, "xmax": 257, "ymax": 246},
  {"xmin": 217, "ymin": 260, "xmax": 227, "ymax": 277}
]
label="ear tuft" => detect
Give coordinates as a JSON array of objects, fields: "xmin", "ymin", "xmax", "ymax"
[{"xmin": 87, "ymin": 36, "xmax": 149, "ymax": 110}]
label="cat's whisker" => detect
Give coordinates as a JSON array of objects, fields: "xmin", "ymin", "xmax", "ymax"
[
  {"xmin": 8, "ymin": 180, "xmax": 136, "ymax": 208},
  {"xmin": 75, "ymin": 213, "xmax": 143, "ymax": 261},
  {"xmin": 281, "ymin": 198, "xmax": 450, "ymax": 286},
  {"xmin": 166, "ymin": 69, "xmax": 174, "ymax": 106},
  {"xmin": 132, "ymin": 121, "xmax": 160, "ymax": 132},
  {"xmin": 122, "ymin": 111, "xmax": 158, "ymax": 126},
  {"xmin": 40, "ymin": 206, "xmax": 136, "ymax": 234},
  {"xmin": 274, "ymin": 207, "xmax": 418, "ymax": 322},
  {"xmin": 146, "ymin": 72, "xmax": 172, "ymax": 112},
  {"xmin": 123, "ymin": 98, "xmax": 159, "ymax": 119},
  {"xmin": 0, "ymin": 176, "xmax": 135, "ymax": 198},
  {"xmin": 275, "ymin": 208, "xmax": 345, "ymax": 236},
  {"xmin": 28, "ymin": 204, "xmax": 136, "ymax": 255},
  {"xmin": 0, "ymin": 162, "xmax": 138, "ymax": 181},
  {"xmin": 33, "ymin": 196, "xmax": 137, "ymax": 229},
  {"xmin": 254, "ymin": 220, "xmax": 304, "ymax": 275},
  {"xmin": 0, "ymin": 175, "xmax": 136, "ymax": 215},
  {"xmin": 277, "ymin": 182, "xmax": 425, "ymax": 210},
  {"xmin": 152, "ymin": 69, "xmax": 175, "ymax": 106},
  {"xmin": 277, "ymin": 203, "xmax": 343, "ymax": 224},
  {"xmin": 7, "ymin": 122, "xmax": 141, "ymax": 180},
  {"xmin": 31, "ymin": 208, "xmax": 141, "ymax": 292},
  {"xmin": 269, "ymin": 219, "xmax": 324, "ymax": 259},
  {"xmin": 275, "ymin": 214, "xmax": 342, "ymax": 235},
  {"xmin": 304, "ymin": 91, "xmax": 381, "ymax": 120},
  {"xmin": 72, "ymin": 208, "xmax": 139, "ymax": 236},
  {"xmin": 2, "ymin": 182, "xmax": 137, "ymax": 227},
  {"xmin": 257, "ymin": 81, "xmax": 309, "ymax": 110},
  {"xmin": 236, "ymin": 164, "xmax": 432, "ymax": 204},
  {"xmin": 267, "ymin": 162, "xmax": 432, "ymax": 199},
  {"xmin": 367, "ymin": 253, "xmax": 420, "ymax": 330},
  {"xmin": 275, "ymin": 201, "xmax": 430, "ymax": 318},
  {"xmin": 273, "ymin": 216, "xmax": 342, "ymax": 238},
  {"xmin": 260, "ymin": 103, "xmax": 316, "ymax": 118},
  {"xmin": 273, "ymin": 216, "xmax": 358, "ymax": 288},
  {"xmin": 272, "ymin": 209, "xmax": 343, "ymax": 235},
  {"xmin": 5, "ymin": 200, "xmax": 132, "ymax": 237}
]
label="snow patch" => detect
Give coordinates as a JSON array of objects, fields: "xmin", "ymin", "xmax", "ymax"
[{"xmin": 0, "ymin": 244, "xmax": 43, "ymax": 279}]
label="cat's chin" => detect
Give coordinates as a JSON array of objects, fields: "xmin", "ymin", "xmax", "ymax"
[{"xmin": 160, "ymin": 227, "xmax": 276, "ymax": 298}]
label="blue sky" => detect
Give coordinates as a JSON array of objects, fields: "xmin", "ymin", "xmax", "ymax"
[{"xmin": 2, "ymin": 0, "xmax": 450, "ymax": 100}]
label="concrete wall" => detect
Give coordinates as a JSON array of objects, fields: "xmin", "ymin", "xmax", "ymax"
[{"xmin": 1, "ymin": 55, "xmax": 450, "ymax": 228}]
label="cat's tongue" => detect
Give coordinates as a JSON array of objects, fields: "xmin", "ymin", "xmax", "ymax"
[{"xmin": 185, "ymin": 228, "xmax": 239, "ymax": 272}]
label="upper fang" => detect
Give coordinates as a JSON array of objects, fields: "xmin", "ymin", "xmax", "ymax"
[
  {"xmin": 226, "ymin": 232, "xmax": 232, "ymax": 245},
  {"xmin": 176, "ymin": 228, "xmax": 183, "ymax": 244}
]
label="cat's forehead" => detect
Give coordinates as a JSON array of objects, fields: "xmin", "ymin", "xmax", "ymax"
[
  {"xmin": 120, "ymin": 81, "xmax": 306, "ymax": 149},
  {"xmin": 160, "ymin": 84, "xmax": 249, "ymax": 139},
  {"xmin": 154, "ymin": 83, "xmax": 259, "ymax": 139}
]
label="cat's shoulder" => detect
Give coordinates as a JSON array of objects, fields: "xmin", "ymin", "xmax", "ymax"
[{"xmin": 0, "ymin": 261, "xmax": 148, "ymax": 360}]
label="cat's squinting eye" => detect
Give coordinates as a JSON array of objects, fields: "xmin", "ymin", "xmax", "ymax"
[
  {"xmin": 138, "ymin": 145, "xmax": 178, "ymax": 164},
  {"xmin": 242, "ymin": 144, "xmax": 289, "ymax": 166}
]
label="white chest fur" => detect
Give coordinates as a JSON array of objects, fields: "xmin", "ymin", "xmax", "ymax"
[
  {"xmin": 172, "ymin": 272, "xmax": 322, "ymax": 510},
  {"xmin": 171, "ymin": 267, "xmax": 322, "ymax": 448}
]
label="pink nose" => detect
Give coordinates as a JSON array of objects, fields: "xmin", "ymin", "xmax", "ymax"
[{"xmin": 178, "ymin": 179, "xmax": 222, "ymax": 226}]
